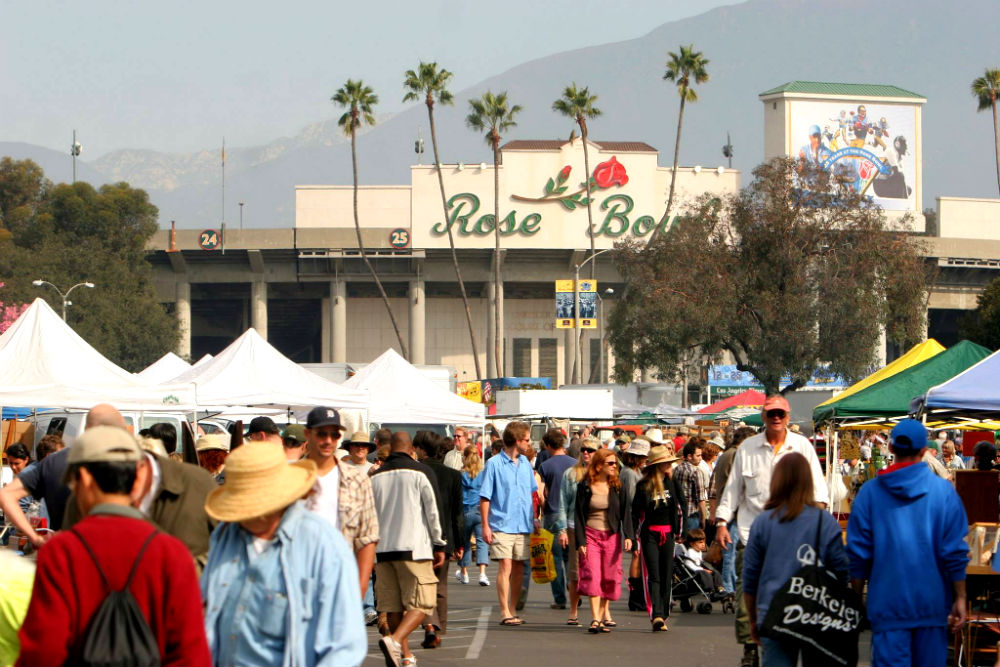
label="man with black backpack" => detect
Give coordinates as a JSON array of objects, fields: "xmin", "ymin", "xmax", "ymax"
[{"xmin": 16, "ymin": 426, "xmax": 211, "ymax": 667}]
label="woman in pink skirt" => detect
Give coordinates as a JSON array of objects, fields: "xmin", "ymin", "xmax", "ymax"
[{"xmin": 574, "ymin": 448, "xmax": 634, "ymax": 633}]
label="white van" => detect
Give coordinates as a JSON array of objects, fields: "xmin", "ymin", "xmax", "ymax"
[{"xmin": 32, "ymin": 410, "xmax": 191, "ymax": 454}]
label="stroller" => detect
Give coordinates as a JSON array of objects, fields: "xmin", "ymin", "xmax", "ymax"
[{"xmin": 672, "ymin": 545, "xmax": 735, "ymax": 615}]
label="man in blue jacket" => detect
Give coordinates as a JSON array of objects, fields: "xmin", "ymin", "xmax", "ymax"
[{"xmin": 847, "ymin": 419, "xmax": 968, "ymax": 667}]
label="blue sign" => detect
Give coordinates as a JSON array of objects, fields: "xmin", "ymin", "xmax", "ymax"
[{"xmin": 708, "ymin": 365, "xmax": 848, "ymax": 390}]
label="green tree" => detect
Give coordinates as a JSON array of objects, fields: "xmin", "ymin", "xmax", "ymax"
[
  {"xmin": 404, "ymin": 62, "xmax": 481, "ymax": 377},
  {"xmin": 332, "ymin": 79, "xmax": 408, "ymax": 359},
  {"xmin": 960, "ymin": 276, "xmax": 1000, "ymax": 351},
  {"xmin": 0, "ymin": 161, "xmax": 178, "ymax": 370},
  {"xmin": 552, "ymin": 84, "xmax": 602, "ymax": 278},
  {"xmin": 647, "ymin": 44, "xmax": 709, "ymax": 250},
  {"xmin": 972, "ymin": 68, "xmax": 1000, "ymax": 196},
  {"xmin": 466, "ymin": 91, "xmax": 522, "ymax": 376},
  {"xmin": 610, "ymin": 157, "xmax": 929, "ymax": 394}
]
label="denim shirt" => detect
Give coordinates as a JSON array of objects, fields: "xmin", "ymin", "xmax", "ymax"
[
  {"xmin": 555, "ymin": 464, "xmax": 583, "ymax": 533},
  {"xmin": 461, "ymin": 470, "xmax": 483, "ymax": 509},
  {"xmin": 201, "ymin": 501, "xmax": 365, "ymax": 667}
]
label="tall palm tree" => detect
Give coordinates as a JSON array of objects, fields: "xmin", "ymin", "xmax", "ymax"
[
  {"xmin": 973, "ymin": 68, "xmax": 1000, "ymax": 196},
  {"xmin": 404, "ymin": 62, "xmax": 482, "ymax": 378},
  {"xmin": 646, "ymin": 44, "xmax": 709, "ymax": 250},
  {"xmin": 466, "ymin": 91, "xmax": 521, "ymax": 377},
  {"xmin": 332, "ymin": 79, "xmax": 407, "ymax": 358},
  {"xmin": 553, "ymin": 84, "xmax": 602, "ymax": 279}
]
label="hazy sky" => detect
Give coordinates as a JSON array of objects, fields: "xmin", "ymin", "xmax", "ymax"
[{"xmin": 1, "ymin": 0, "xmax": 743, "ymax": 157}]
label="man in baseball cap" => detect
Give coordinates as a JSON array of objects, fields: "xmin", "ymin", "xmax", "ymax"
[
  {"xmin": 847, "ymin": 419, "xmax": 969, "ymax": 666},
  {"xmin": 247, "ymin": 416, "xmax": 281, "ymax": 446},
  {"xmin": 303, "ymin": 407, "xmax": 380, "ymax": 627},
  {"xmin": 282, "ymin": 424, "xmax": 307, "ymax": 462}
]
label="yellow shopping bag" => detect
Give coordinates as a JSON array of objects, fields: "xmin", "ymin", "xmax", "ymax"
[{"xmin": 530, "ymin": 528, "xmax": 556, "ymax": 584}]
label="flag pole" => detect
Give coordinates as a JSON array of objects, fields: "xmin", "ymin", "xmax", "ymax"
[{"xmin": 221, "ymin": 138, "xmax": 226, "ymax": 255}]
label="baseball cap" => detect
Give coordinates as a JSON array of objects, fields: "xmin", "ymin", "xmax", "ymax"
[
  {"xmin": 306, "ymin": 406, "xmax": 343, "ymax": 430},
  {"xmin": 890, "ymin": 419, "xmax": 927, "ymax": 453},
  {"xmin": 247, "ymin": 416, "xmax": 280, "ymax": 436},
  {"xmin": 63, "ymin": 426, "xmax": 142, "ymax": 483},
  {"xmin": 762, "ymin": 395, "xmax": 791, "ymax": 413},
  {"xmin": 282, "ymin": 423, "xmax": 306, "ymax": 445}
]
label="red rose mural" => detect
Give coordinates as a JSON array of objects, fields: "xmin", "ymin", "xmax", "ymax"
[
  {"xmin": 592, "ymin": 156, "xmax": 628, "ymax": 188},
  {"xmin": 511, "ymin": 157, "xmax": 630, "ymax": 211}
]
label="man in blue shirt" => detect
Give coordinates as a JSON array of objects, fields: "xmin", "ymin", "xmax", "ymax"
[
  {"xmin": 202, "ymin": 442, "xmax": 365, "ymax": 667},
  {"xmin": 538, "ymin": 429, "xmax": 576, "ymax": 610},
  {"xmin": 479, "ymin": 421, "xmax": 537, "ymax": 626},
  {"xmin": 847, "ymin": 419, "xmax": 969, "ymax": 667}
]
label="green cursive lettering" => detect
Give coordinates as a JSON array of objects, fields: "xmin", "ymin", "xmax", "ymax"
[
  {"xmin": 432, "ymin": 193, "xmax": 480, "ymax": 236},
  {"xmin": 598, "ymin": 194, "xmax": 633, "ymax": 237},
  {"xmin": 521, "ymin": 213, "xmax": 541, "ymax": 235},
  {"xmin": 632, "ymin": 215, "xmax": 656, "ymax": 236}
]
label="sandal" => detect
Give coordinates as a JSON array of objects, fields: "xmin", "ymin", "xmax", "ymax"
[
  {"xmin": 499, "ymin": 617, "xmax": 521, "ymax": 626},
  {"xmin": 652, "ymin": 617, "xmax": 668, "ymax": 632},
  {"xmin": 599, "ymin": 621, "xmax": 612, "ymax": 633},
  {"xmin": 602, "ymin": 619, "xmax": 617, "ymax": 627},
  {"xmin": 566, "ymin": 617, "xmax": 580, "ymax": 626},
  {"xmin": 588, "ymin": 620, "xmax": 601, "ymax": 634}
]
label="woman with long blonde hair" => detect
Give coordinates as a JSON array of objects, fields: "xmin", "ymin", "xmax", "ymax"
[
  {"xmin": 457, "ymin": 446, "xmax": 489, "ymax": 585},
  {"xmin": 574, "ymin": 448, "xmax": 633, "ymax": 633},
  {"xmin": 632, "ymin": 445, "xmax": 681, "ymax": 632}
]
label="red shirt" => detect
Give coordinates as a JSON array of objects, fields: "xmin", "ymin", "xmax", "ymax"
[{"xmin": 17, "ymin": 507, "xmax": 210, "ymax": 667}]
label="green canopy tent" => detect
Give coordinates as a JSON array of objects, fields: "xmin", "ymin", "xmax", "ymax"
[{"xmin": 813, "ymin": 340, "xmax": 992, "ymax": 426}]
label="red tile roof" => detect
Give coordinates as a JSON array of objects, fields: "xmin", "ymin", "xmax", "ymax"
[{"xmin": 501, "ymin": 139, "xmax": 657, "ymax": 152}]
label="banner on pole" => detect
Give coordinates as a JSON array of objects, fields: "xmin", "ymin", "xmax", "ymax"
[
  {"xmin": 577, "ymin": 280, "xmax": 597, "ymax": 329},
  {"xmin": 555, "ymin": 280, "xmax": 575, "ymax": 329}
]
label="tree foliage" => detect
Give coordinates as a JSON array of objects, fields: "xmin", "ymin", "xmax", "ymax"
[
  {"xmin": 960, "ymin": 276, "xmax": 1000, "ymax": 351},
  {"xmin": 0, "ymin": 158, "xmax": 178, "ymax": 371},
  {"xmin": 609, "ymin": 157, "xmax": 930, "ymax": 395},
  {"xmin": 972, "ymin": 67, "xmax": 1000, "ymax": 196}
]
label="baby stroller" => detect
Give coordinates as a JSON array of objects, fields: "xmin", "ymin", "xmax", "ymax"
[{"xmin": 672, "ymin": 546, "xmax": 735, "ymax": 614}]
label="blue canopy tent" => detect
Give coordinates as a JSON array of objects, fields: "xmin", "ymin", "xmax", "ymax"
[{"xmin": 918, "ymin": 348, "xmax": 1000, "ymax": 420}]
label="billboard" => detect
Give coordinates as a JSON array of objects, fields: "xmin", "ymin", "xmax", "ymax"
[
  {"xmin": 709, "ymin": 364, "xmax": 849, "ymax": 391},
  {"xmin": 789, "ymin": 100, "xmax": 918, "ymax": 211}
]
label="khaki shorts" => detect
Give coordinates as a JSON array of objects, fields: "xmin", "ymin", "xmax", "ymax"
[
  {"xmin": 567, "ymin": 529, "xmax": 579, "ymax": 582},
  {"xmin": 489, "ymin": 531, "xmax": 530, "ymax": 561},
  {"xmin": 375, "ymin": 560, "xmax": 437, "ymax": 615}
]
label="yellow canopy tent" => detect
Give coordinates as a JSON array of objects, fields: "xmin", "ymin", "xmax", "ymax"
[{"xmin": 815, "ymin": 339, "xmax": 946, "ymax": 409}]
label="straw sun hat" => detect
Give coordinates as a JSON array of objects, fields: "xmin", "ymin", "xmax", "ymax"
[
  {"xmin": 204, "ymin": 442, "xmax": 317, "ymax": 522},
  {"xmin": 645, "ymin": 445, "xmax": 679, "ymax": 467}
]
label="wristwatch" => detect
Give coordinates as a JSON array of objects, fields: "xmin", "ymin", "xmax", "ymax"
[{"xmin": 715, "ymin": 519, "xmax": 727, "ymax": 527}]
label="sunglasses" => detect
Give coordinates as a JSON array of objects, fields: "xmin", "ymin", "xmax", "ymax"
[
  {"xmin": 765, "ymin": 410, "xmax": 788, "ymax": 419},
  {"xmin": 581, "ymin": 447, "xmax": 597, "ymax": 454}
]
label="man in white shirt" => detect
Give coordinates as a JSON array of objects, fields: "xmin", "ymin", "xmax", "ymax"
[
  {"xmin": 714, "ymin": 395, "xmax": 828, "ymax": 667},
  {"xmin": 443, "ymin": 427, "xmax": 469, "ymax": 470}
]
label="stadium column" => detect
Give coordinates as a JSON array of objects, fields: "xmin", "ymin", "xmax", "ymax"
[
  {"xmin": 175, "ymin": 281, "xmax": 191, "ymax": 359},
  {"xmin": 330, "ymin": 280, "xmax": 347, "ymax": 363},
  {"xmin": 251, "ymin": 280, "xmax": 267, "ymax": 340},
  {"xmin": 409, "ymin": 279, "xmax": 425, "ymax": 365}
]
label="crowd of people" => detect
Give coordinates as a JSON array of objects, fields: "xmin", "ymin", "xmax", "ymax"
[{"xmin": 0, "ymin": 394, "xmax": 980, "ymax": 667}]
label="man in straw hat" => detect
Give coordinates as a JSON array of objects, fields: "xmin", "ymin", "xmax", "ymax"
[
  {"xmin": 17, "ymin": 426, "xmax": 211, "ymax": 666},
  {"xmin": 302, "ymin": 407, "xmax": 380, "ymax": 624},
  {"xmin": 370, "ymin": 432, "xmax": 446, "ymax": 667},
  {"xmin": 201, "ymin": 442, "xmax": 365, "ymax": 667}
]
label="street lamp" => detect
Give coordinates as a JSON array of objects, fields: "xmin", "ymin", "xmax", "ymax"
[
  {"xmin": 574, "ymin": 248, "xmax": 614, "ymax": 384},
  {"xmin": 239, "ymin": 201, "xmax": 244, "ymax": 231},
  {"xmin": 31, "ymin": 280, "xmax": 94, "ymax": 321},
  {"xmin": 597, "ymin": 287, "xmax": 614, "ymax": 383}
]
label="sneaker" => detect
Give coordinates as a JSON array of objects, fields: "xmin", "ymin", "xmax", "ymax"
[
  {"xmin": 402, "ymin": 657, "xmax": 417, "ymax": 667},
  {"xmin": 455, "ymin": 568, "xmax": 469, "ymax": 584},
  {"xmin": 479, "ymin": 573, "xmax": 490, "ymax": 586},
  {"xmin": 364, "ymin": 609, "xmax": 379, "ymax": 626},
  {"xmin": 740, "ymin": 643, "xmax": 759, "ymax": 667},
  {"xmin": 379, "ymin": 636, "xmax": 402, "ymax": 667},
  {"xmin": 462, "ymin": 571, "xmax": 469, "ymax": 584}
]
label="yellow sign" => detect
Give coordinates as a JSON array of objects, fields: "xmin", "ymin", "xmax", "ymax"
[
  {"xmin": 555, "ymin": 280, "xmax": 575, "ymax": 328},
  {"xmin": 457, "ymin": 381, "xmax": 482, "ymax": 403},
  {"xmin": 578, "ymin": 280, "xmax": 597, "ymax": 328}
]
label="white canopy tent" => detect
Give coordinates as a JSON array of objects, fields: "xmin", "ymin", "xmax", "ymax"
[
  {"xmin": 344, "ymin": 348, "xmax": 485, "ymax": 425},
  {"xmin": 136, "ymin": 352, "xmax": 191, "ymax": 383},
  {"xmin": 172, "ymin": 328, "xmax": 370, "ymax": 411},
  {"xmin": 0, "ymin": 298, "xmax": 196, "ymax": 410}
]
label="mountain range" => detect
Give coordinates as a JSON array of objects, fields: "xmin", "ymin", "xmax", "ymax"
[{"xmin": 3, "ymin": 0, "xmax": 999, "ymax": 228}]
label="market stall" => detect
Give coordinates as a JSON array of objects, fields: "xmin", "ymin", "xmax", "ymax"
[{"xmin": 136, "ymin": 352, "xmax": 192, "ymax": 384}]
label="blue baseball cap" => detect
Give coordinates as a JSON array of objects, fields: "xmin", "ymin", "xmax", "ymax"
[{"xmin": 890, "ymin": 419, "xmax": 927, "ymax": 453}]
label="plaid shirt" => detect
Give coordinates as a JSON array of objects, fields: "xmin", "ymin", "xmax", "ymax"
[
  {"xmin": 673, "ymin": 460, "xmax": 704, "ymax": 518},
  {"xmin": 337, "ymin": 459, "xmax": 380, "ymax": 552}
]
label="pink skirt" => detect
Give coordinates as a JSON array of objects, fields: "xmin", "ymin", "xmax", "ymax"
[{"xmin": 577, "ymin": 526, "xmax": 623, "ymax": 600}]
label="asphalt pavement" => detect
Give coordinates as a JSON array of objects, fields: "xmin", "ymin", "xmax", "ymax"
[{"xmin": 363, "ymin": 570, "xmax": 750, "ymax": 667}]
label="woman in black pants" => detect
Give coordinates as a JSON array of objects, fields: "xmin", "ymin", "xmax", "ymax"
[{"xmin": 631, "ymin": 445, "xmax": 681, "ymax": 632}]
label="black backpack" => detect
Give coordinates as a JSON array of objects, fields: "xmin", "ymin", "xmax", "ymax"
[{"xmin": 69, "ymin": 528, "xmax": 162, "ymax": 667}]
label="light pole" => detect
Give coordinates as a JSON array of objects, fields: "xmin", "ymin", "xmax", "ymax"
[
  {"xmin": 239, "ymin": 201, "xmax": 244, "ymax": 231},
  {"xmin": 574, "ymin": 248, "xmax": 614, "ymax": 384},
  {"xmin": 597, "ymin": 287, "xmax": 614, "ymax": 383},
  {"xmin": 71, "ymin": 130, "xmax": 82, "ymax": 184},
  {"xmin": 31, "ymin": 280, "xmax": 94, "ymax": 321}
]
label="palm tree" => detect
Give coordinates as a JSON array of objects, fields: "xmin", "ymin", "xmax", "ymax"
[
  {"xmin": 331, "ymin": 79, "xmax": 408, "ymax": 358},
  {"xmin": 646, "ymin": 44, "xmax": 709, "ymax": 250},
  {"xmin": 553, "ymin": 84, "xmax": 602, "ymax": 279},
  {"xmin": 466, "ymin": 91, "xmax": 521, "ymax": 377},
  {"xmin": 404, "ymin": 62, "xmax": 482, "ymax": 378},
  {"xmin": 973, "ymin": 68, "xmax": 1000, "ymax": 196}
]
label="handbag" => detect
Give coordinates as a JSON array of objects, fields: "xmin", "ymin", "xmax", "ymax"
[
  {"xmin": 529, "ymin": 528, "xmax": 557, "ymax": 584},
  {"xmin": 759, "ymin": 512, "xmax": 864, "ymax": 667}
]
